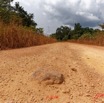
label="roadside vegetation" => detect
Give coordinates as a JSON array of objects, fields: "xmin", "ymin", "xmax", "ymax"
[
  {"xmin": 50, "ymin": 23, "xmax": 104, "ymax": 46},
  {"xmin": 1, "ymin": 0, "xmax": 104, "ymax": 50},
  {"xmin": 0, "ymin": 0, "xmax": 56, "ymax": 50}
]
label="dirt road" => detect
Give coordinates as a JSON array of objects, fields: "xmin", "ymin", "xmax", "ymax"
[{"xmin": 0, "ymin": 42, "xmax": 104, "ymax": 103}]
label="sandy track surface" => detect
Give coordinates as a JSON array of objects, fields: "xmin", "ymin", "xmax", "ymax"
[{"xmin": 0, "ymin": 42, "xmax": 104, "ymax": 103}]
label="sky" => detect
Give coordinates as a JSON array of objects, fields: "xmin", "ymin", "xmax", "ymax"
[{"xmin": 13, "ymin": 0, "xmax": 104, "ymax": 34}]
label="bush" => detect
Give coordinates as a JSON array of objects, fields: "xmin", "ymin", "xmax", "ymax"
[
  {"xmin": 79, "ymin": 33, "xmax": 94, "ymax": 40},
  {"xmin": 0, "ymin": 22, "xmax": 56, "ymax": 50},
  {"xmin": 70, "ymin": 31, "xmax": 104, "ymax": 46}
]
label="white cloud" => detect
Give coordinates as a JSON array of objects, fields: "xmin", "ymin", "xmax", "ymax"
[
  {"xmin": 41, "ymin": 0, "xmax": 104, "ymax": 27},
  {"xmin": 76, "ymin": 12, "xmax": 100, "ymax": 21},
  {"xmin": 13, "ymin": 0, "xmax": 104, "ymax": 33}
]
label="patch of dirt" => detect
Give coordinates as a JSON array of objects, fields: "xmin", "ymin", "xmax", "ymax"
[{"xmin": 0, "ymin": 43, "xmax": 104, "ymax": 103}]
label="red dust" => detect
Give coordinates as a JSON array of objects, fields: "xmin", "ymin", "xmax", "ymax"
[
  {"xmin": 46, "ymin": 95, "xmax": 59, "ymax": 100},
  {"xmin": 94, "ymin": 93, "xmax": 104, "ymax": 102}
]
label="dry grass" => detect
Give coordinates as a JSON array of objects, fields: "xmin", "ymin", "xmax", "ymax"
[
  {"xmin": 69, "ymin": 31, "xmax": 104, "ymax": 46},
  {"xmin": 0, "ymin": 22, "xmax": 56, "ymax": 50}
]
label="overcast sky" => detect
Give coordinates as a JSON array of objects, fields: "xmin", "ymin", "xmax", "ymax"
[{"xmin": 13, "ymin": 0, "xmax": 104, "ymax": 34}]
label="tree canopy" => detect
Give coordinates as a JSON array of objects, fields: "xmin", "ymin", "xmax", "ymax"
[
  {"xmin": 0, "ymin": 0, "xmax": 13, "ymax": 23},
  {"xmin": 50, "ymin": 23, "xmax": 99, "ymax": 41},
  {"xmin": 0, "ymin": 0, "xmax": 37, "ymax": 28},
  {"xmin": 99, "ymin": 24, "xmax": 104, "ymax": 29},
  {"xmin": 55, "ymin": 26, "xmax": 71, "ymax": 40}
]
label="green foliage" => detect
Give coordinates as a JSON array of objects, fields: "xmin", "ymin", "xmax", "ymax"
[
  {"xmin": 50, "ymin": 33, "xmax": 56, "ymax": 38},
  {"xmin": 0, "ymin": 0, "xmax": 13, "ymax": 23},
  {"xmin": 99, "ymin": 23, "xmax": 104, "ymax": 29},
  {"xmin": 82, "ymin": 27, "xmax": 95, "ymax": 34},
  {"xmin": 36, "ymin": 28, "xmax": 44, "ymax": 34},
  {"xmin": 0, "ymin": 1, "xmax": 37, "ymax": 28},
  {"xmin": 51, "ymin": 26, "xmax": 71, "ymax": 41},
  {"xmin": 0, "ymin": 0, "xmax": 13, "ymax": 8},
  {"xmin": 72, "ymin": 23, "xmax": 83, "ymax": 38},
  {"xmin": 79, "ymin": 33, "xmax": 93, "ymax": 40},
  {"xmin": 70, "ymin": 33, "xmax": 80, "ymax": 39},
  {"xmin": 52, "ymin": 23, "xmax": 100, "ymax": 41},
  {"xmin": 14, "ymin": 2, "xmax": 37, "ymax": 27},
  {"xmin": 74, "ymin": 23, "xmax": 82, "ymax": 33}
]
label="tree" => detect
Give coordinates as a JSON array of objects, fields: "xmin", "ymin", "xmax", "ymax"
[
  {"xmin": 0, "ymin": 0, "xmax": 13, "ymax": 23},
  {"xmin": 0, "ymin": 1, "xmax": 37, "ymax": 27},
  {"xmin": 99, "ymin": 24, "xmax": 104, "ymax": 30},
  {"xmin": 70, "ymin": 23, "xmax": 83, "ymax": 39},
  {"xmin": 82, "ymin": 27, "xmax": 95, "ymax": 34},
  {"xmin": 0, "ymin": 0, "xmax": 13, "ymax": 8},
  {"xmin": 36, "ymin": 28, "xmax": 44, "ymax": 34},
  {"xmin": 74, "ymin": 23, "xmax": 82, "ymax": 32},
  {"xmin": 14, "ymin": 2, "xmax": 37, "ymax": 27},
  {"xmin": 50, "ymin": 33, "xmax": 56, "ymax": 38},
  {"xmin": 55, "ymin": 26, "xmax": 71, "ymax": 40}
]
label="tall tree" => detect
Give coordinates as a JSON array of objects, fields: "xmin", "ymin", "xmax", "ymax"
[
  {"xmin": 14, "ymin": 2, "xmax": 37, "ymax": 27},
  {"xmin": 74, "ymin": 23, "xmax": 82, "ymax": 32},
  {"xmin": 99, "ymin": 24, "xmax": 104, "ymax": 30},
  {"xmin": 36, "ymin": 28, "xmax": 44, "ymax": 34},
  {"xmin": 0, "ymin": 0, "xmax": 13, "ymax": 23},
  {"xmin": 71, "ymin": 23, "xmax": 83, "ymax": 39},
  {"xmin": 0, "ymin": 0, "xmax": 13, "ymax": 8},
  {"xmin": 55, "ymin": 26, "xmax": 71, "ymax": 40}
]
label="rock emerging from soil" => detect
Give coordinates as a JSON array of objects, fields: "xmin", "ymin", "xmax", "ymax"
[{"xmin": 31, "ymin": 68, "xmax": 64, "ymax": 85}]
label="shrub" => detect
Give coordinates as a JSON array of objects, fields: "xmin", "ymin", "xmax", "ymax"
[
  {"xmin": 79, "ymin": 33, "xmax": 94, "ymax": 40},
  {"xmin": 0, "ymin": 22, "xmax": 56, "ymax": 50}
]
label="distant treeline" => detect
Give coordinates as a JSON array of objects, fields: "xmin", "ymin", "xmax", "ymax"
[
  {"xmin": 50, "ymin": 23, "xmax": 104, "ymax": 46},
  {"xmin": 50, "ymin": 23, "xmax": 104, "ymax": 40}
]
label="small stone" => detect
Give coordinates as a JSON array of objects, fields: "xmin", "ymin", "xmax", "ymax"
[
  {"xmin": 62, "ymin": 89, "xmax": 70, "ymax": 94},
  {"xmin": 57, "ymin": 90, "xmax": 59, "ymax": 93},
  {"xmin": 86, "ymin": 94, "xmax": 91, "ymax": 97},
  {"xmin": 71, "ymin": 68, "xmax": 77, "ymax": 72},
  {"xmin": 79, "ymin": 92, "xmax": 84, "ymax": 96},
  {"xmin": 31, "ymin": 68, "xmax": 64, "ymax": 85},
  {"xmin": 86, "ymin": 90, "xmax": 90, "ymax": 93},
  {"xmin": 41, "ymin": 98, "xmax": 43, "ymax": 101},
  {"xmin": 18, "ymin": 88, "xmax": 20, "ymax": 91},
  {"xmin": 91, "ymin": 84, "xmax": 95, "ymax": 88}
]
